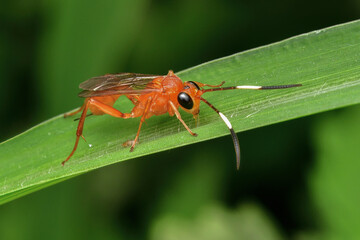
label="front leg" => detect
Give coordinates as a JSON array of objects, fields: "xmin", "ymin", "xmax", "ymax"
[{"xmin": 168, "ymin": 101, "xmax": 197, "ymax": 137}]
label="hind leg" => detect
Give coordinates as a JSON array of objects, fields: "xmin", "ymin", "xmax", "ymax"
[
  {"xmin": 63, "ymin": 99, "xmax": 90, "ymax": 165},
  {"xmin": 63, "ymin": 98, "xmax": 134, "ymax": 165}
]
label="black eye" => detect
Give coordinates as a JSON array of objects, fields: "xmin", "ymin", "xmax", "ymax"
[
  {"xmin": 177, "ymin": 92, "xmax": 193, "ymax": 109},
  {"xmin": 188, "ymin": 81, "xmax": 200, "ymax": 90}
]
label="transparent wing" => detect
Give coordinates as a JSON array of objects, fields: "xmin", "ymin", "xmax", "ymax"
[
  {"xmin": 79, "ymin": 73, "xmax": 162, "ymax": 91},
  {"xmin": 78, "ymin": 88, "xmax": 160, "ymax": 98}
]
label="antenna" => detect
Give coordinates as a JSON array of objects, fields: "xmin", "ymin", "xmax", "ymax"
[
  {"xmin": 200, "ymin": 97, "xmax": 240, "ymax": 170},
  {"xmin": 202, "ymin": 84, "xmax": 302, "ymax": 93}
]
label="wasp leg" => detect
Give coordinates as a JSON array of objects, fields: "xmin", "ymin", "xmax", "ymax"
[
  {"xmin": 83, "ymin": 97, "xmax": 151, "ymax": 152},
  {"xmin": 88, "ymin": 98, "xmax": 132, "ymax": 118},
  {"xmin": 130, "ymin": 97, "xmax": 153, "ymax": 152},
  {"xmin": 64, "ymin": 98, "xmax": 135, "ymax": 165},
  {"xmin": 63, "ymin": 99, "xmax": 90, "ymax": 165},
  {"xmin": 168, "ymin": 101, "xmax": 198, "ymax": 137}
]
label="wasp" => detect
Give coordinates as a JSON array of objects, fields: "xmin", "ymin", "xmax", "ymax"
[{"xmin": 63, "ymin": 70, "xmax": 301, "ymax": 169}]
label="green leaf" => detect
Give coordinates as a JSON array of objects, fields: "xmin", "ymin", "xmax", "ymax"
[{"xmin": 1, "ymin": 20, "xmax": 360, "ymax": 205}]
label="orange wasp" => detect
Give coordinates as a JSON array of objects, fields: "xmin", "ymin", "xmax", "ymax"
[{"xmin": 64, "ymin": 70, "xmax": 301, "ymax": 169}]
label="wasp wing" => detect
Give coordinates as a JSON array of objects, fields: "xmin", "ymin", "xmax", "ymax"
[
  {"xmin": 78, "ymin": 88, "xmax": 160, "ymax": 98},
  {"xmin": 79, "ymin": 73, "xmax": 161, "ymax": 91},
  {"xmin": 78, "ymin": 73, "xmax": 162, "ymax": 98}
]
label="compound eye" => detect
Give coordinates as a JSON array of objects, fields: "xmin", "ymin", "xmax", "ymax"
[
  {"xmin": 188, "ymin": 81, "xmax": 200, "ymax": 90},
  {"xmin": 177, "ymin": 92, "xmax": 193, "ymax": 109}
]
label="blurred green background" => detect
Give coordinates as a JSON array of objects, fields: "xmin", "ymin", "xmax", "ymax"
[{"xmin": 1, "ymin": 0, "xmax": 360, "ymax": 239}]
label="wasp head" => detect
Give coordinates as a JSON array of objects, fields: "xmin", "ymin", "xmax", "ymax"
[{"xmin": 177, "ymin": 81, "xmax": 204, "ymax": 117}]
